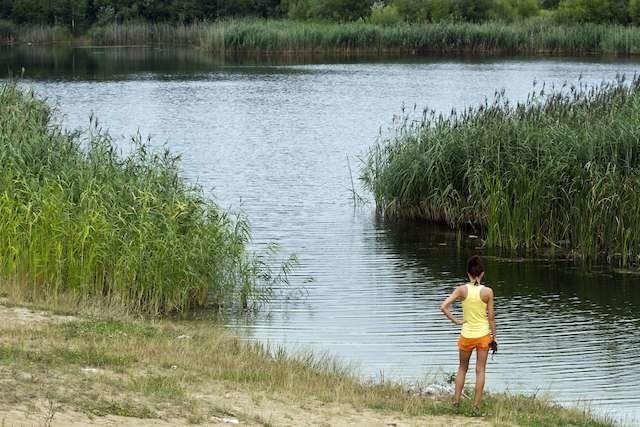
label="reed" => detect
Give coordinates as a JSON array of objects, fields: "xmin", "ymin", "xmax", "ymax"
[
  {"xmin": 77, "ymin": 19, "xmax": 640, "ymax": 56},
  {"xmin": 0, "ymin": 84, "xmax": 281, "ymax": 314},
  {"xmin": 362, "ymin": 76, "xmax": 640, "ymax": 267},
  {"xmin": 14, "ymin": 25, "xmax": 72, "ymax": 45}
]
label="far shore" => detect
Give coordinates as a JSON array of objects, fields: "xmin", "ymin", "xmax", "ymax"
[{"xmin": 2, "ymin": 19, "xmax": 640, "ymax": 57}]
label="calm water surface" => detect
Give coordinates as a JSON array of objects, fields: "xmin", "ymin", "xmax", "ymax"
[{"xmin": 2, "ymin": 47, "xmax": 640, "ymax": 424}]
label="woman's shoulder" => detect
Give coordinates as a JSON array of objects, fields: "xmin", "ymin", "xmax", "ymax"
[
  {"xmin": 480, "ymin": 285, "xmax": 494, "ymax": 299},
  {"xmin": 456, "ymin": 283, "xmax": 469, "ymax": 298}
]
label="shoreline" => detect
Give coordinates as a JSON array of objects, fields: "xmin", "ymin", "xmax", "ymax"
[
  {"xmin": 0, "ymin": 295, "xmax": 614, "ymax": 426},
  {"xmin": 3, "ymin": 20, "xmax": 640, "ymax": 57}
]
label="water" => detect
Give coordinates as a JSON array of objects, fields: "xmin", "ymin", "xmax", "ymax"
[{"xmin": 2, "ymin": 46, "xmax": 640, "ymax": 424}]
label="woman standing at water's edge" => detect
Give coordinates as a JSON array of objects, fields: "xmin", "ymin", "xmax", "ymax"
[{"xmin": 440, "ymin": 255, "xmax": 497, "ymax": 409}]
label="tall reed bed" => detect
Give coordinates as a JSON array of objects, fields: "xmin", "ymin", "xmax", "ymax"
[
  {"xmin": 362, "ymin": 76, "xmax": 640, "ymax": 267},
  {"xmin": 6, "ymin": 21, "xmax": 73, "ymax": 45},
  {"xmin": 0, "ymin": 84, "xmax": 280, "ymax": 314},
  {"xmin": 84, "ymin": 19, "xmax": 640, "ymax": 55}
]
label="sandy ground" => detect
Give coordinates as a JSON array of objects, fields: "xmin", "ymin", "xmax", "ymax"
[
  {"xmin": 0, "ymin": 301, "xmax": 75, "ymax": 327},
  {"xmin": 0, "ymin": 403, "xmax": 489, "ymax": 427},
  {"xmin": 0, "ymin": 302, "xmax": 490, "ymax": 427}
]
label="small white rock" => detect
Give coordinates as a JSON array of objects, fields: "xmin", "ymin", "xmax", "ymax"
[
  {"xmin": 222, "ymin": 417, "xmax": 239, "ymax": 425},
  {"xmin": 16, "ymin": 372, "xmax": 33, "ymax": 382},
  {"xmin": 81, "ymin": 367, "xmax": 100, "ymax": 374},
  {"xmin": 170, "ymin": 365, "xmax": 178, "ymax": 370},
  {"xmin": 176, "ymin": 335, "xmax": 191, "ymax": 340}
]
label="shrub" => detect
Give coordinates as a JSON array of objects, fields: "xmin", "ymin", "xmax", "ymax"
[
  {"xmin": 0, "ymin": 19, "xmax": 16, "ymax": 42},
  {"xmin": 454, "ymin": 0, "xmax": 497, "ymax": 22},
  {"xmin": 286, "ymin": 0, "xmax": 375, "ymax": 21},
  {"xmin": 392, "ymin": 0, "xmax": 428, "ymax": 22},
  {"xmin": 425, "ymin": 0, "xmax": 454, "ymax": 21},
  {"xmin": 491, "ymin": 0, "xmax": 540, "ymax": 21},
  {"xmin": 369, "ymin": 3, "xmax": 403, "ymax": 25},
  {"xmin": 630, "ymin": 0, "xmax": 640, "ymax": 23},
  {"xmin": 556, "ymin": 0, "xmax": 620, "ymax": 23}
]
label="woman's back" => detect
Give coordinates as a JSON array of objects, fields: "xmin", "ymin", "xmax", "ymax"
[{"xmin": 461, "ymin": 284, "xmax": 490, "ymax": 338}]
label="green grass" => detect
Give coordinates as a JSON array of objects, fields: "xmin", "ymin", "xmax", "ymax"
[
  {"xmin": 362, "ymin": 76, "xmax": 640, "ymax": 268},
  {"xmin": 4, "ymin": 18, "xmax": 640, "ymax": 56},
  {"xmin": 0, "ymin": 83, "xmax": 285, "ymax": 314}
]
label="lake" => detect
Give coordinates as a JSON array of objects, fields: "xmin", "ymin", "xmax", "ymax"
[{"xmin": 2, "ymin": 46, "xmax": 639, "ymax": 425}]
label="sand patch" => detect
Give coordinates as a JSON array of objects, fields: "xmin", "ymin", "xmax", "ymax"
[{"xmin": 0, "ymin": 299, "xmax": 75, "ymax": 327}]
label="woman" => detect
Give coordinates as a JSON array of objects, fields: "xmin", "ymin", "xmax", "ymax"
[{"xmin": 440, "ymin": 255, "xmax": 497, "ymax": 409}]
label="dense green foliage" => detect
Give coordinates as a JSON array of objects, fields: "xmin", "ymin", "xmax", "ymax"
[
  {"xmin": 362, "ymin": 77, "xmax": 640, "ymax": 267},
  {"xmin": 0, "ymin": 84, "xmax": 275, "ymax": 314},
  {"xmin": 1, "ymin": 0, "xmax": 640, "ymax": 34},
  {"xmin": 82, "ymin": 20, "xmax": 640, "ymax": 56}
]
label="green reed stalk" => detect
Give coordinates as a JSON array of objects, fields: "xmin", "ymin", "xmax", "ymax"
[
  {"xmin": 0, "ymin": 84, "xmax": 286, "ymax": 314},
  {"xmin": 362, "ymin": 76, "xmax": 640, "ymax": 267},
  {"xmin": 54, "ymin": 19, "xmax": 640, "ymax": 56}
]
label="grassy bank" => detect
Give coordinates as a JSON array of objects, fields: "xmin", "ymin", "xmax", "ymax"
[
  {"xmin": 362, "ymin": 76, "xmax": 640, "ymax": 267},
  {"xmin": 4, "ymin": 19, "xmax": 640, "ymax": 56},
  {"xmin": 0, "ymin": 84, "xmax": 281, "ymax": 315},
  {"xmin": 0, "ymin": 298, "xmax": 612, "ymax": 426}
]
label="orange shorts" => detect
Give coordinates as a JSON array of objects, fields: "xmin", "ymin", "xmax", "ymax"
[{"xmin": 458, "ymin": 334, "xmax": 492, "ymax": 352}]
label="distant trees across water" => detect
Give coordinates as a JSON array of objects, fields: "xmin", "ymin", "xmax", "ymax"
[{"xmin": 1, "ymin": 0, "xmax": 640, "ymax": 33}]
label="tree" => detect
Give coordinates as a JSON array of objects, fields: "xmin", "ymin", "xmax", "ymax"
[
  {"xmin": 557, "ymin": 0, "xmax": 618, "ymax": 23},
  {"xmin": 454, "ymin": 0, "xmax": 496, "ymax": 22},
  {"xmin": 286, "ymin": 0, "xmax": 374, "ymax": 21},
  {"xmin": 541, "ymin": 0, "xmax": 560, "ymax": 7},
  {"xmin": 631, "ymin": 0, "xmax": 640, "ymax": 23},
  {"xmin": 369, "ymin": 2, "xmax": 402, "ymax": 25}
]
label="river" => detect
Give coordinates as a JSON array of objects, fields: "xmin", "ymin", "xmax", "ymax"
[{"xmin": 2, "ymin": 46, "xmax": 639, "ymax": 425}]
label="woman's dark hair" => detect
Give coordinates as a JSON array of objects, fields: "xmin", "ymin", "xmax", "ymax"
[{"xmin": 467, "ymin": 255, "xmax": 484, "ymax": 278}]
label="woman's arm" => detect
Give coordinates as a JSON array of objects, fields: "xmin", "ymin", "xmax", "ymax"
[
  {"xmin": 440, "ymin": 286, "xmax": 463, "ymax": 326},
  {"xmin": 486, "ymin": 288, "xmax": 497, "ymax": 342}
]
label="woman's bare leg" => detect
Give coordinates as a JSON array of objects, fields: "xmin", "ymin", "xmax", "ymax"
[
  {"xmin": 454, "ymin": 349, "xmax": 472, "ymax": 405},
  {"xmin": 474, "ymin": 349, "xmax": 489, "ymax": 407}
]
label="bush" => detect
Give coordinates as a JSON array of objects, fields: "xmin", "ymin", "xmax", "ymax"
[
  {"xmin": 392, "ymin": 0, "xmax": 427, "ymax": 22},
  {"xmin": 490, "ymin": 0, "xmax": 540, "ymax": 21},
  {"xmin": 424, "ymin": 0, "xmax": 455, "ymax": 22},
  {"xmin": 630, "ymin": 0, "xmax": 640, "ymax": 23},
  {"xmin": 512, "ymin": 0, "xmax": 541, "ymax": 18},
  {"xmin": 556, "ymin": 0, "xmax": 619, "ymax": 23},
  {"xmin": 369, "ymin": 3, "xmax": 402, "ymax": 25},
  {"xmin": 286, "ymin": 0, "xmax": 374, "ymax": 21},
  {"xmin": 454, "ymin": 0, "xmax": 497, "ymax": 22},
  {"xmin": 0, "ymin": 19, "xmax": 16, "ymax": 42}
]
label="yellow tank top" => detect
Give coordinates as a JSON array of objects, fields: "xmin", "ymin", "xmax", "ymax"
[{"xmin": 461, "ymin": 283, "xmax": 490, "ymax": 338}]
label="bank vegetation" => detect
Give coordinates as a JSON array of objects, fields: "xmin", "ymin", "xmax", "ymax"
[
  {"xmin": 362, "ymin": 76, "xmax": 640, "ymax": 268},
  {"xmin": 0, "ymin": 83, "xmax": 289, "ymax": 315}
]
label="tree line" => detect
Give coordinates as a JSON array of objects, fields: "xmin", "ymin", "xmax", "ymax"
[{"xmin": 1, "ymin": 0, "xmax": 639, "ymax": 32}]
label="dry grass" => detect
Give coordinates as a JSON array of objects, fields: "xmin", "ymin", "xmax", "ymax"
[{"xmin": 0, "ymin": 292, "xmax": 613, "ymax": 427}]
